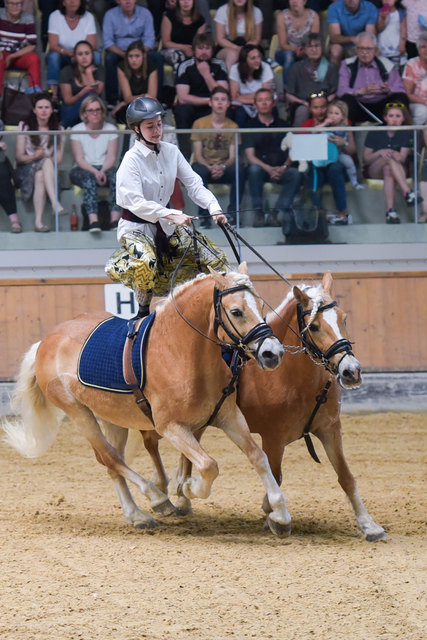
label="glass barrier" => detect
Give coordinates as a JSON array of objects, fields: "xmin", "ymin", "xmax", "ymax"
[{"xmin": 1, "ymin": 124, "xmax": 426, "ymax": 249}]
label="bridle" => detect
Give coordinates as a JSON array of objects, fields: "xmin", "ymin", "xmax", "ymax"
[
  {"xmin": 213, "ymin": 284, "xmax": 275, "ymax": 360},
  {"xmin": 296, "ymin": 301, "xmax": 354, "ymax": 374}
]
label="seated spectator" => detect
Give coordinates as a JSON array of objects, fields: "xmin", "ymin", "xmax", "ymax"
[
  {"xmin": 300, "ymin": 92, "xmax": 349, "ymax": 225},
  {"xmin": 0, "ymin": 118, "xmax": 22, "ymax": 233},
  {"xmin": 59, "ymin": 40, "xmax": 105, "ymax": 128},
  {"xmin": 244, "ymin": 88, "xmax": 302, "ymax": 228},
  {"xmin": 0, "ymin": 0, "xmax": 41, "ymax": 91},
  {"xmin": 229, "ymin": 44, "xmax": 274, "ymax": 127},
  {"xmin": 376, "ymin": 0, "xmax": 407, "ymax": 66},
  {"xmin": 286, "ymin": 32, "xmax": 338, "ymax": 126},
  {"xmin": 328, "ymin": 0, "xmax": 378, "ymax": 67},
  {"xmin": 363, "ymin": 102, "xmax": 416, "ymax": 223},
  {"xmin": 160, "ymin": 0, "xmax": 206, "ymax": 70},
  {"xmin": 403, "ymin": 34, "xmax": 427, "ymax": 143},
  {"xmin": 275, "ymin": 0, "xmax": 320, "ymax": 88},
  {"xmin": 337, "ymin": 32, "xmax": 409, "ymax": 124},
  {"xmin": 150, "ymin": 0, "xmax": 211, "ymax": 38},
  {"xmin": 111, "ymin": 40, "xmax": 157, "ymax": 125},
  {"xmin": 46, "ymin": 0, "xmax": 99, "ymax": 102},
  {"xmin": 174, "ymin": 32, "xmax": 229, "ymax": 157},
  {"xmin": 70, "ymin": 95, "xmax": 122, "ymax": 233},
  {"xmin": 402, "ymin": 0, "xmax": 427, "ymax": 59},
  {"xmin": 15, "ymin": 92, "xmax": 66, "ymax": 233},
  {"xmin": 102, "ymin": 0, "xmax": 159, "ymax": 107},
  {"xmin": 191, "ymin": 87, "xmax": 245, "ymax": 227},
  {"xmin": 214, "ymin": 0, "xmax": 263, "ymax": 70},
  {"xmin": 316, "ymin": 99, "xmax": 362, "ymax": 190}
]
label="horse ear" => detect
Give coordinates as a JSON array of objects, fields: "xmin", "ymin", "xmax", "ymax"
[
  {"xmin": 208, "ymin": 266, "xmax": 227, "ymax": 288},
  {"xmin": 322, "ymin": 271, "xmax": 333, "ymax": 296},
  {"xmin": 293, "ymin": 285, "xmax": 309, "ymax": 307},
  {"xmin": 238, "ymin": 261, "xmax": 248, "ymax": 275}
]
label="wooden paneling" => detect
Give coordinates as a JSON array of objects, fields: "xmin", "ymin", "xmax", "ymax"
[{"xmin": 0, "ymin": 272, "xmax": 426, "ymax": 380}]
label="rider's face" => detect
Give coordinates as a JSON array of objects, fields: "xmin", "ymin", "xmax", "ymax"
[{"xmin": 139, "ymin": 115, "xmax": 163, "ymax": 144}]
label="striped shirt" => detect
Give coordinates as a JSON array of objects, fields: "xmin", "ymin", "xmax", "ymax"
[{"xmin": 0, "ymin": 9, "xmax": 37, "ymax": 53}]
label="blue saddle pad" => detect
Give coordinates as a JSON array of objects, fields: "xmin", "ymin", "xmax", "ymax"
[{"xmin": 78, "ymin": 313, "xmax": 156, "ymax": 393}]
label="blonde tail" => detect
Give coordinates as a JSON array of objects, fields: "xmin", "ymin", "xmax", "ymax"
[{"xmin": 2, "ymin": 342, "xmax": 63, "ymax": 458}]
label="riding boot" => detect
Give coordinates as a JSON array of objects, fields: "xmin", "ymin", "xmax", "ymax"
[
  {"xmin": 132, "ymin": 286, "xmax": 152, "ymax": 320},
  {"xmin": 266, "ymin": 211, "xmax": 281, "ymax": 227},
  {"xmin": 252, "ymin": 209, "xmax": 265, "ymax": 227}
]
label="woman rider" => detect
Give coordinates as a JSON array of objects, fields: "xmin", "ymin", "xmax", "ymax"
[{"xmin": 105, "ymin": 97, "xmax": 230, "ymax": 318}]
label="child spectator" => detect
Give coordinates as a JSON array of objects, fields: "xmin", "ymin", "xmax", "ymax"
[
  {"xmin": 191, "ymin": 87, "xmax": 245, "ymax": 227},
  {"xmin": 317, "ymin": 99, "xmax": 362, "ymax": 190},
  {"xmin": 214, "ymin": 0, "xmax": 263, "ymax": 70},
  {"xmin": 59, "ymin": 40, "xmax": 105, "ymax": 128},
  {"xmin": 363, "ymin": 102, "xmax": 416, "ymax": 223},
  {"xmin": 15, "ymin": 92, "xmax": 67, "ymax": 233},
  {"xmin": 46, "ymin": 0, "xmax": 99, "ymax": 102},
  {"xmin": 70, "ymin": 95, "xmax": 121, "ymax": 233},
  {"xmin": 376, "ymin": 0, "xmax": 407, "ymax": 65},
  {"xmin": 229, "ymin": 44, "xmax": 275, "ymax": 127},
  {"xmin": 111, "ymin": 40, "xmax": 158, "ymax": 125},
  {"xmin": 275, "ymin": 0, "xmax": 320, "ymax": 87}
]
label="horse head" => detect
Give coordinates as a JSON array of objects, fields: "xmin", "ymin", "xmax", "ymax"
[
  {"xmin": 209, "ymin": 262, "xmax": 284, "ymax": 370},
  {"xmin": 293, "ymin": 272, "xmax": 362, "ymax": 389}
]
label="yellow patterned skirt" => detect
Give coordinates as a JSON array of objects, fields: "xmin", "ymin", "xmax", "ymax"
[{"xmin": 105, "ymin": 226, "xmax": 230, "ymax": 296}]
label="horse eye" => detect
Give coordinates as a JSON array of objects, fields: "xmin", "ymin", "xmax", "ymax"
[
  {"xmin": 310, "ymin": 324, "xmax": 319, "ymax": 332},
  {"xmin": 230, "ymin": 308, "xmax": 243, "ymax": 317}
]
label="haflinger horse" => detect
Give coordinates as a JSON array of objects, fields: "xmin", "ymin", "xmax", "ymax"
[
  {"xmin": 3, "ymin": 263, "xmax": 294, "ymax": 535},
  {"xmin": 137, "ymin": 272, "xmax": 387, "ymax": 541}
]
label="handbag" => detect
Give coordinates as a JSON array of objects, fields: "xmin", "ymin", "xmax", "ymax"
[{"xmin": 1, "ymin": 82, "xmax": 33, "ymax": 126}]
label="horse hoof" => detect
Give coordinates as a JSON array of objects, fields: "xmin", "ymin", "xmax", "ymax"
[
  {"xmin": 134, "ymin": 517, "xmax": 157, "ymax": 530},
  {"xmin": 266, "ymin": 515, "xmax": 292, "ymax": 537},
  {"xmin": 175, "ymin": 504, "xmax": 193, "ymax": 517},
  {"xmin": 152, "ymin": 498, "xmax": 176, "ymax": 517},
  {"xmin": 365, "ymin": 529, "xmax": 388, "ymax": 542}
]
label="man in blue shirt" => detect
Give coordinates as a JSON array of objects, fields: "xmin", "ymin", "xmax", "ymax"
[
  {"xmin": 103, "ymin": 0, "xmax": 160, "ymax": 106},
  {"xmin": 328, "ymin": 0, "xmax": 378, "ymax": 66}
]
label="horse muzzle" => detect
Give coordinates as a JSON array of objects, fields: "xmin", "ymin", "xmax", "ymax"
[
  {"xmin": 337, "ymin": 354, "xmax": 362, "ymax": 389},
  {"xmin": 251, "ymin": 335, "xmax": 284, "ymax": 370}
]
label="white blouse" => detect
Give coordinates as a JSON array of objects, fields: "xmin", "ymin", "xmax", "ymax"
[{"xmin": 116, "ymin": 139, "xmax": 221, "ymax": 240}]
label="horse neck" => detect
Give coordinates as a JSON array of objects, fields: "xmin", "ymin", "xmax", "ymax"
[{"xmin": 162, "ymin": 275, "xmax": 215, "ymax": 338}]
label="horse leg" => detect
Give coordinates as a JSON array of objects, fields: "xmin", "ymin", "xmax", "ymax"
[
  {"xmin": 155, "ymin": 423, "xmax": 219, "ymax": 500},
  {"xmin": 65, "ymin": 405, "xmax": 176, "ymax": 527},
  {"xmin": 101, "ymin": 421, "xmax": 174, "ymax": 525},
  {"xmin": 140, "ymin": 430, "xmax": 169, "ymax": 495},
  {"xmin": 259, "ymin": 436, "xmax": 286, "ymax": 516},
  {"xmin": 172, "ymin": 427, "xmax": 206, "ymax": 516},
  {"xmin": 217, "ymin": 408, "xmax": 292, "ymax": 536},
  {"xmin": 316, "ymin": 422, "xmax": 387, "ymax": 541}
]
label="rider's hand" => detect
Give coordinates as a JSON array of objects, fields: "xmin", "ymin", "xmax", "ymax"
[
  {"xmin": 211, "ymin": 210, "xmax": 228, "ymax": 225},
  {"xmin": 164, "ymin": 212, "xmax": 195, "ymax": 226}
]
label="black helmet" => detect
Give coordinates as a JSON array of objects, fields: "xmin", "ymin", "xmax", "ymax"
[{"xmin": 126, "ymin": 97, "xmax": 165, "ymax": 128}]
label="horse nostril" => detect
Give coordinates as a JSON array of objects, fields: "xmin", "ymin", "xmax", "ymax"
[{"xmin": 342, "ymin": 369, "xmax": 353, "ymax": 380}]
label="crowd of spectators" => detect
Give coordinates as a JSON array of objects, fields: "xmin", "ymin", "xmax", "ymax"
[{"xmin": 1, "ymin": 0, "xmax": 427, "ymax": 232}]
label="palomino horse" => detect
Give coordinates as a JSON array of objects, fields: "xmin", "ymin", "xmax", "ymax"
[
  {"xmin": 138, "ymin": 273, "xmax": 387, "ymax": 541},
  {"xmin": 3, "ymin": 264, "xmax": 293, "ymax": 534}
]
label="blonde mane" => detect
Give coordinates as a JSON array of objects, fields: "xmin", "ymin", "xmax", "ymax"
[{"xmin": 267, "ymin": 281, "xmax": 325, "ymax": 327}]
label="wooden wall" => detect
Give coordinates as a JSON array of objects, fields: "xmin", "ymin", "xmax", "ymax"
[{"xmin": 0, "ymin": 271, "xmax": 426, "ymax": 381}]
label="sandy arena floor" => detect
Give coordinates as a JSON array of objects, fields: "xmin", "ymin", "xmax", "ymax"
[{"xmin": 0, "ymin": 412, "xmax": 425, "ymax": 640}]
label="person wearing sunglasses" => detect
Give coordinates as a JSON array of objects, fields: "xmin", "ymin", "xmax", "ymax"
[
  {"xmin": 191, "ymin": 87, "xmax": 245, "ymax": 227},
  {"xmin": 337, "ymin": 31, "xmax": 409, "ymax": 124},
  {"xmin": 363, "ymin": 101, "xmax": 418, "ymax": 223},
  {"xmin": 286, "ymin": 31, "xmax": 339, "ymax": 126}
]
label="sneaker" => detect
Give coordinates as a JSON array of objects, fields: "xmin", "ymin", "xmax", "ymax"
[
  {"xmin": 353, "ymin": 183, "xmax": 364, "ymax": 191},
  {"xmin": 89, "ymin": 221, "xmax": 101, "ymax": 233},
  {"xmin": 326, "ymin": 213, "xmax": 348, "ymax": 225},
  {"xmin": 386, "ymin": 208, "xmax": 400, "ymax": 224},
  {"xmin": 266, "ymin": 57, "xmax": 280, "ymax": 70},
  {"xmin": 405, "ymin": 190, "xmax": 422, "ymax": 206}
]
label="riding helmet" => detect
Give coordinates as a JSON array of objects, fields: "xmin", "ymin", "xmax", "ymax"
[{"xmin": 126, "ymin": 97, "xmax": 165, "ymax": 129}]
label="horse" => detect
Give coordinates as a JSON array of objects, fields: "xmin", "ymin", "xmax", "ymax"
[
  {"xmin": 135, "ymin": 272, "xmax": 387, "ymax": 541},
  {"xmin": 2, "ymin": 263, "xmax": 293, "ymax": 535}
]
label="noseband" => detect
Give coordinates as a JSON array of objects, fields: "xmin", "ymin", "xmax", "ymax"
[
  {"xmin": 297, "ymin": 301, "xmax": 354, "ymax": 373},
  {"xmin": 214, "ymin": 285, "xmax": 275, "ymax": 358}
]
